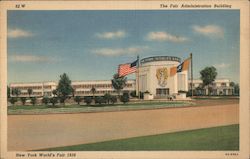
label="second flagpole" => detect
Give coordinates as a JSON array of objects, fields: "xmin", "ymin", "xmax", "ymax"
[{"xmin": 136, "ymin": 55, "xmax": 140, "ymax": 99}]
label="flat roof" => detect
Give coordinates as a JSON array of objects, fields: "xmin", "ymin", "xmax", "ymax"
[{"xmin": 140, "ymin": 56, "xmax": 181, "ymax": 64}]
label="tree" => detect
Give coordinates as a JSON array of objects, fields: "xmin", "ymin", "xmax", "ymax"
[
  {"xmin": 71, "ymin": 88, "xmax": 76, "ymax": 97},
  {"xmin": 84, "ymin": 96, "xmax": 92, "ymax": 105},
  {"xmin": 74, "ymin": 96, "xmax": 82, "ymax": 105},
  {"xmin": 20, "ymin": 97, "xmax": 27, "ymax": 105},
  {"xmin": 104, "ymin": 93, "xmax": 112, "ymax": 104},
  {"xmin": 30, "ymin": 97, "xmax": 37, "ymax": 106},
  {"xmin": 234, "ymin": 83, "xmax": 240, "ymax": 95},
  {"xmin": 42, "ymin": 97, "xmax": 49, "ymax": 105},
  {"xmin": 50, "ymin": 97, "xmax": 58, "ymax": 106},
  {"xmin": 229, "ymin": 82, "xmax": 235, "ymax": 87},
  {"xmin": 95, "ymin": 96, "xmax": 104, "ymax": 105},
  {"xmin": 111, "ymin": 73, "xmax": 127, "ymax": 98},
  {"xmin": 52, "ymin": 89, "xmax": 57, "ymax": 97},
  {"xmin": 12, "ymin": 88, "xmax": 21, "ymax": 97},
  {"xmin": 200, "ymin": 66, "xmax": 217, "ymax": 95},
  {"xmin": 59, "ymin": 96, "xmax": 66, "ymax": 104},
  {"xmin": 120, "ymin": 93, "xmax": 129, "ymax": 104},
  {"xmin": 9, "ymin": 97, "xmax": 17, "ymax": 105},
  {"xmin": 56, "ymin": 73, "xmax": 73, "ymax": 104},
  {"xmin": 90, "ymin": 87, "xmax": 96, "ymax": 103},
  {"xmin": 110, "ymin": 96, "xmax": 117, "ymax": 104},
  {"xmin": 27, "ymin": 88, "xmax": 33, "ymax": 97},
  {"xmin": 230, "ymin": 82, "xmax": 240, "ymax": 95},
  {"xmin": 7, "ymin": 86, "xmax": 11, "ymax": 98}
]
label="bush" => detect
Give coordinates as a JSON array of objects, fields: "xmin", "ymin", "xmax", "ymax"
[
  {"xmin": 42, "ymin": 97, "xmax": 49, "ymax": 105},
  {"xmin": 130, "ymin": 90, "xmax": 137, "ymax": 97},
  {"xmin": 30, "ymin": 97, "xmax": 37, "ymax": 105},
  {"xmin": 110, "ymin": 96, "xmax": 117, "ymax": 104},
  {"xmin": 84, "ymin": 96, "xmax": 92, "ymax": 105},
  {"xmin": 9, "ymin": 97, "xmax": 17, "ymax": 105},
  {"xmin": 95, "ymin": 96, "xmax": 105, "ymax": 105},
  {"xmin": 59, "ymin": 96, "xmax": 66, "ymax": 104},
  {"xmin": 186, "ymin": 90, "xmax": 192, "ymax": 97},
  {"xmin": 20, "ymin": 97, "xmax": 27, "ymax": 105},
  {"xmin": 50, "ymin": 97, "xmax": 58, "ymax": 106},
  {"xmin": 74, "ymin": 96, "xmax": 82, "ymax": 105},
  {"xmin": 104, "ymin": 93, "xmax": 112, "ymax": 104},
  {"xmin": 120, "ymin": 93, "xmax": 129, "ymax": 104}
]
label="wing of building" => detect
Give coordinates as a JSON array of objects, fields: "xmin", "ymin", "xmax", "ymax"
[{"xmin": 188, "ymin": 79, "xmax": 234, "ymax": 96}]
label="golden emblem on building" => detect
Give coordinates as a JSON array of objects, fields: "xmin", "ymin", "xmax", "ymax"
[{"xmin": 156, "ymin": 67, "xmax": 168, "ymax": 87}]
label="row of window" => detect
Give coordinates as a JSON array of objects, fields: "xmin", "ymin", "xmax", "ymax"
[
  {"xmin": 11, "ymin": 86, "xmax": 43, "ymax": 90},
  {"xmin": 11, "ymin": 83, "xmax": 134, "ymax": 91},
  {"xmin": 75, "ymin": 90, "xmax": 117, "ymax": 95},
  {"xmin": 43, "ymin": 86, "xmax": 52, "ymax": 89},
  {"xmin": 189, "ymin": 83, "xmax": 228, "ymax": 88},
  {"xmin": 72, "ymin": 83, "xmax": 133, "ymax": 89},
  {"xmin": 18, "ymin": 92, "xmax": 43, "ymax": 96}
]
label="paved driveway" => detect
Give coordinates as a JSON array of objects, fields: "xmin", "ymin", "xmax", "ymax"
[{"xmin": 8, "ymin": 104, "xmax": 239, "ymax": 151}]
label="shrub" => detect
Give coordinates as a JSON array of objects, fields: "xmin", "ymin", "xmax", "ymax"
[
  {"xmin": 20, "ymin": 97, "xmax": 27, "ymax": 105},
  {"xmin": 95, "ymin": 96, "xmax": 105, "ymax": 105},
  {"xmin": 42, "ymin": 97, "xmax": 49, "ymax": 105},
  {"xmin": 120, "ymin": 93, "xmax": 129, "ymax": 104},
  {"xmin": 74, "ymin": 96, "xmax": 82, "ymax": 105},
  {"xmin": 59, "ymin": 96, "xmax": 66, "ymax": 104},
  {"xmin": 130, "ymin": 90, "xmax": 137, "ymax": 97},
  {"xmin": 50, "ymin": 97, "xmax": 58, "ymax": 106},
  {"xmin": 84, "ymin": 96, "xmax": 92, "ymax": 105},
  {"xmin": 104, "ymin": 93, "xmax": 112, "ymax": 104},
  {"xmin": 110, "ymin": 96, "xmax": 117, "ymax": 104},
  {"xmin": 9, "ymin": 97, "xmax": 17, "ymax": 105},
  {"xmin": 30, "ymin": 97, "xmax": 37, "ymax": 106}
]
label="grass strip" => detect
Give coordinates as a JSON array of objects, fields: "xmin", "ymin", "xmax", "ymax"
[{"xmin": 40, "ymin": 124, "xmax": 239, "ymax": 151}]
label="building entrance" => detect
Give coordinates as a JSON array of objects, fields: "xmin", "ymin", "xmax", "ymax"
[{"xmin": 156, "ymin": 88, "xmax": 169, "ymax": 96}]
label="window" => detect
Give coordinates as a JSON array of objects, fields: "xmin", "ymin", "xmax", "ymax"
[{"xmin": 221, "ymin": 83, "xmax": 226, "ymax": 87}]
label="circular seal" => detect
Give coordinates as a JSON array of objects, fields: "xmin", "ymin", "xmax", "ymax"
[{"xmin": 156, "ymin": 67, "xmax": 168, "ymax": 87}]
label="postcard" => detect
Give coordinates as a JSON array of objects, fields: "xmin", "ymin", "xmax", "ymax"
[{"xmin": 0, "ymin": 0, "xmax": 249, "ymax": 159}]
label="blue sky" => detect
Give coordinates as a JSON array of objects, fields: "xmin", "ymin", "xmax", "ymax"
[{"xmin": 7, "ymin": 10, "xmax": 239, "ymax": 83}]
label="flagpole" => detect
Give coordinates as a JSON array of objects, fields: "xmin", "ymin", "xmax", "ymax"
[
  {"xmin": 137, "ymin": 55, "xmax": 140, "ymax": 99},
  {"xmin": 190, "ymin": 53, "xmax": 193, "ymax": 98}
]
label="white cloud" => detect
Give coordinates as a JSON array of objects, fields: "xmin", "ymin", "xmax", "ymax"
[
  {"xmin": 8, "ymin": 28, "xmax": 34, "ymax": 38},
  {"xmin": 95, "ymin": 30, "xmax": 126, "ymax": 39},
  {"xmin": 146, "ymin": 31, "xmax": 188, "ymax": 42},
  {"xmin": 214, "ymin": 63, "xmax": 230, "ymax": 68},
  {"xmin": 192, "ymin": 25, "xmax": 224, "ymax": 37},
  {"xmin": 9, "ymin": 54, "xmax": 58, "ymax": 63},
  {"xmin": 92, "ymin": 46, "xmax": 148, "ymax": 56}
]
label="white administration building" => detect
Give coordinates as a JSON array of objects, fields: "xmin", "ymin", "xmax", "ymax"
[{"xmin": 9, "ymin": 56, "xmax": 234, "ymax": 99}]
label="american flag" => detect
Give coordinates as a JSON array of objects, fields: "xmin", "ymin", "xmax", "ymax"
[{"xmin": 118, "ymin": 59, "xmax": 138, "ymax": 77}]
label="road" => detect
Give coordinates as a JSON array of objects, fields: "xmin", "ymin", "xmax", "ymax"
[{"xmin": 8, "ymin": 103, "xmax": 239, "ymax": 151}]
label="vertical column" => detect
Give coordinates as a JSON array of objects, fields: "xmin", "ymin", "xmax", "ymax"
[{"xmin": 190, "ymin": 53, "xmax": 193, "ymax": 97}]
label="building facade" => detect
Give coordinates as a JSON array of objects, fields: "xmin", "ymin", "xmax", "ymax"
[
  {"xmin": 188, "ymin": 79, "xmax": 234, "ymax": 95},
  {"xmin": 9, "ymin": 56, "xmax": 234, "ymax": 98},
  {"xmin": 10, "ymin": 80, "xmax": 136, "ymax": 98},
  {"xmin": 138, "ymin": 56, "xmax": 188, "ymax": 98}
]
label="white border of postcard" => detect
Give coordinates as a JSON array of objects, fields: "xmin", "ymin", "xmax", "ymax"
[{"xmin": 0, "ymin": 1, "xmax": 249, "ymax": 159}]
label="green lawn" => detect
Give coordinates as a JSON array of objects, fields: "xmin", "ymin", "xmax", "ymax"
[
  {"xmin": 8, "ymin": 101, "xmax": 194, "ymax": 115},
  {"xmin": 193, "ymin": 96, "xmax": 239, "ymax": 100},
  {"xmin": 41, "ymin": 124, "xmax": 239, "ymax": 151}
]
